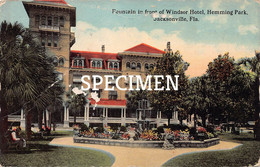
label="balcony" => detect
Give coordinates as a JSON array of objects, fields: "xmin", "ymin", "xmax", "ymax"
[{"xmin": 39, "ymin": 25, "xmax": 60, "ymax": 32}]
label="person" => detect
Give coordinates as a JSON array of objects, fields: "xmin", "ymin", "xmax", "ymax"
[{"xmin": 11, "ymin": 128, "xmax": 26, "ymax": 148}]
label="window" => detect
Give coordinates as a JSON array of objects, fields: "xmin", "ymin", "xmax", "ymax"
[
  {"xmin": 54, "ymin": 17, "xmax": 58, "ymax": 26},
  {"xmin": 97, "ymin": 61, "xmax": 102, "ymax": 68},
  {"xmin": 41, "ymin": 33, "xmax": 45, "ymax": 46},
  {"xmin": 126, "ymin": 62, "xmax": 130, "ymax": 69},
  {"xmin": 79, "ymin": 60, "xmax": 82, "ymax": 67},
  {"xmin": 53, "ymin": 33, "xmax": 58, "ymax": 47},
  {"xmin": 92, "ymin": 61, "xmax": 95, "ymax": 68},
  {"xmin": 47, "ymin": 33, "xmax": 52, "ymax": 46},
  {"xmin": 109, "ymin": 62, "xmax": 113, "ymax": 69},
  {"xmin": 150, "ymin": 64, "xmax": 154, "ymax": 69},
  {"xmin": 35, "ymin": 15, "xmax": 40, "ymax": 27},
  {"xmin": 73, "ymin": 60, "xmax": 77, "ymax": 67},
  {"xmin": 60, "ymin": 16, "xmax": 64, "ymax": 27},
  {"xmin": 145, "ymin": 63, "xmax": 149, "ymax": 70},
  {"xmin": 137, "ymin": 63, "xmax": 141, "ymax": 70},
  {"xmin": 59, "ymin": 57, "xmax": 64, "ymax": 67},
  {"xmin": 47, "ymin": 16, "xmax": 52, "ymax": 26},
  {"xmin": 53, "ymin": 57, "xmax": 58, "ymax": 67},
  {"xmin": 41, "ymin": 16, "xmax": 46, "ymax": 25},
  {"xmin": 114, "ymin": 62, "xmax": 118, "ymax": 70},
  {"xmin": 108, "ymin": 91, "xmax": 117, "ymax": 100},
  {"xmin": 131, "ymin": 62, "xmax": 136, "ymax": 70}
]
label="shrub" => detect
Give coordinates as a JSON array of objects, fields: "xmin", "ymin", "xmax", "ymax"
[
  {"xmin": 157, "ymin": 126, "xmax": 165, "ymax": 134},
  {"xmin": 198, "ymin": 127, "xmax": 207, "ymax": 133},
  {"xmin": 206, "ymin": 125, "xmax": 215, "ymax": 133},
  {"xmin": 168, "ymin": 124, "xmax": 189, "ymax": 131},
  {"xmin": 189, "ymin": 127, "xmax": 197, "ymax": 136},
  {"xmin": 80, "ymin": 124, "xmax": 89, "ymax": 132},
  {"xmin": 95, "ymin": 126, "xmax": 104, "ymax": 133},
  {"xmin": 120, "ymin": 126, "xmax": 127, "ymax": 132},
  {"xmin": 109, "ymin": 124, "xmax": 120, "ymax": 131}
]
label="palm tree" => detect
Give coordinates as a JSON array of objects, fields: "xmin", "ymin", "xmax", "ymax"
[
  {"xmin": 0, "ymin": 21, "xmax": 26, "ymax": 151},
  {"xmin": 238, "ymin": 52, "xmax": 260, "ymax": 140},
  {"xmin": 0, "ymin": 21, "xmax": 60, "ymax": 150}
]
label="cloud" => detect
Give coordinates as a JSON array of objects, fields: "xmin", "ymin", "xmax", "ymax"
[
  {"xmin": 211, "ymin": 0, "xmax": 222, "ymax": 10},
  {"xmin": 241, "ymin": 0, "xmax": 250, "ymax": 9},
  {"xmin": 0, "ymin": 0, "xmax": 6, "ymax": 7},
  {"xmin": 203, "ymin": 0, "xmax": 230, "ymax": 24},
  {"xmin": 255, "ymin": 0, "xmax": 260, "ymax": 4},
  {"xmin": 238, "ymin": 24, "xmax": 259, "ymax": 35},
  {"xmin": 204, "ymin": 15, "xmax": 228, "ymax": 24},
  {"xmin": 72, "ymin": 21, "xmax": 255, "ymax": 77},
  {"xmin": 76, "ymin": 21, "xmax": 98, "ymax": 31}
]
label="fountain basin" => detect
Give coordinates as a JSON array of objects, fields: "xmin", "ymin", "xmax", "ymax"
[{"xmin": 73, "ymin": 136, "xmax": 220, "ymax": 148}]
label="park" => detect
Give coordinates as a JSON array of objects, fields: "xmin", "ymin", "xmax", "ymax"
[{"xmin": 0, "ymin": 0, "xmax": 260, "ymax": 166}]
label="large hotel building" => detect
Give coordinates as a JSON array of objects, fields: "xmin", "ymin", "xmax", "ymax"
[{"xmin": 9, "ymin": 0, "xmax": 180, "ymax": 128}]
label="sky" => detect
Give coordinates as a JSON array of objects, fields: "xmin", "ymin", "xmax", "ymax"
[{"xmin": 0, "ymin": 0, "xmax": 259, "ymax": 77}]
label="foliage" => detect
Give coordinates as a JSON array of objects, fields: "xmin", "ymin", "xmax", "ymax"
[
  {"xmin": 183, "ymin": 75, "xmax": 210, "ymax": 127},
  {"xmin": 168, "ymin": 124, "xmax": 189, "ymax": 131},
  {"xmin": 66, "ymin": 88, "xmax": 88, "ymax": 124},
  {"xmin": 120, "ymin": 126, "xmax": 127, "ymax": 132},
  {"xmin": 0, "ymin": 21, "xmax": 62, "ymax": 143},
  {"xmin": 148, "ymin": 50, "xmax": 189, "ymax": 125},
  {"xmin": 205, "ymin": 53, "xmax": 255, "ymax": 124},
  {"xmin": 197, "ymin": 127, "xmax": 207, "ymax": 133},
  {"xmin": 95, "ymin": 126, "xmax": 104, "ymax": 133},
  {"xmin": 80, "ymin": 124, "xmax": 89, "ymax": 132},
  {"xmin": 126, "ymin": 90, "xmax": 149, "ymax": 110},
  {"xmin": 157, "ymin": 126, "xmax": 165, "ymax": 134},
  {"xmin": 237, "ymin": 54, "xmax": 260, "ymax": 140}
]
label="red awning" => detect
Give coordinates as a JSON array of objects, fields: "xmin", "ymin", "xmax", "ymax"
[{"xmin": 89, "ymin": 98, "xmax": 126, "ymax": 107}]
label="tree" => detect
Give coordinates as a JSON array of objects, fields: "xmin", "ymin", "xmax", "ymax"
[
  {"xmin": 66, "ymin": 88, "xmax": 88, "ymax": 125},
  {"xmin": 0, "ymin": 21, "xmax": 60, "ymax": 149},
  {"xmin": 45, "ymin": 80, "xmax": 64, "ymax": 131},
  {"xmin": 238, "ymin": 52, "xmax": 260, "ymax": 140},
  {"xmin": 206, "ymin": 53, "xmax": 254, "ymax": 125},
  {"xmin": 183, "ymin": 76, "xmax": 210, "ymax": 128},
  {"xmin": 127, "ymin": 90, "xmax": 149, "ymax": 110},
  {"xmin": 148, "ymin": 50, "xmax": 189, "ymax": 125}
]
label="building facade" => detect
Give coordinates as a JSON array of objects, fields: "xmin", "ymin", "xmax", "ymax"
[
  {"xmin": 8, "ymin": 0, "xmax": 180, "ymax": 128},
  {"xmin": 69, "ymin": 43, "xmax": 180, "ymax": 128}
]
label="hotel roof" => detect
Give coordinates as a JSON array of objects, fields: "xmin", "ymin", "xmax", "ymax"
[
  {"xmin": 34, "ymin": 0, "xmax": 68, "ymax": 5},
  {"xmin": 124, "ymin": 43, "xmax": 165, "ymax": 54},
  {"xmin": 71, "ymin": 50, "xmax": 119, "ymax": 61}
]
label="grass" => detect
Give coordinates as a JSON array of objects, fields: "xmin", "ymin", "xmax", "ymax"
[
  {"xmin": 163, "ymin": 133, "xmax": 260, "ymax": 167},
  {"xmin": 0, "ymin": 130, "xmax": 113, "ymax": 167}
]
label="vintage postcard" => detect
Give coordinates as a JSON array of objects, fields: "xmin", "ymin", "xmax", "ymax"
[{"xmin": 0, "ymin": 0, "xmax": 259, "ymax": 166}]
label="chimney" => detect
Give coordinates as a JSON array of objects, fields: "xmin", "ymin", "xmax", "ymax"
[
  {"xmin": 167, "ymin": 41, "xmax": 171, "ymax": 52},
  {"xmin": 102, "ymin": 45, "xmax": 105, "ymax": 52}
]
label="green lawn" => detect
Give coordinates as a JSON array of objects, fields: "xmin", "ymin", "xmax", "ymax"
[
  {"xmin": 163, "ymin": 133, "xmax": 260, "ymax": 167},
  {"xmin": 0, "ymin": 130, "xmax": 113, "ymax": 167}
]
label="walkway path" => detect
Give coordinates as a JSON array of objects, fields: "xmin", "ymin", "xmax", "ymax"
[{"xmin": 50, "ymin": 137, "xmax": 241, "ymax": 167}]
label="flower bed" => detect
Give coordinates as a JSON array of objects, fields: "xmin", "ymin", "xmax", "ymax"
[
  {"xmin": 73, "ymin": 136, "xmax": 220, "ymax": 148},
  {"xmin": 73, "ymin": 124, "xmax": 220, "ymax": 148}
]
